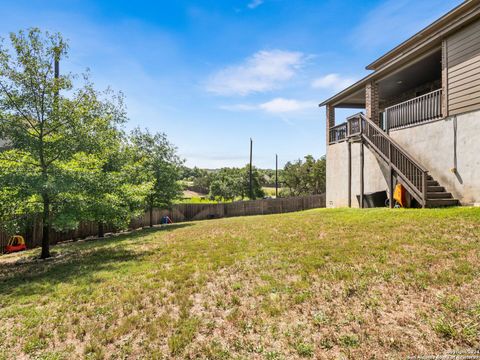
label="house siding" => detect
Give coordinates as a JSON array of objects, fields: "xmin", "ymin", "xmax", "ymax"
[{"xmin": 446, "ymin": 18, "xmax": 480, "ymax": 116}]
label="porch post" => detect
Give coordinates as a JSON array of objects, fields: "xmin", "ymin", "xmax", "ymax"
[
  {"xmin": 348, "ymin": 141, "xmax": 352, "ymax": 208},
  {"xmin": 366, "ymin": 81, "xmax": 380, "ymax": 126},
  {"xmin": 326, "ymin": 104, "xmax": 335, "ymax": 144},
  {"xmin": 389, "ymin": 167, "xmax": 394, "ymax": 209},
  {"xmin": 388, "ymin": 143, "xmax": 394, "ymax": 208},
  {"xmin": 360, "ymin": 142, "xmax": 364, "ymax": 208},
  {"xmin": 441, "ymin": 40, "xmax": 449, "ymax": 118}
]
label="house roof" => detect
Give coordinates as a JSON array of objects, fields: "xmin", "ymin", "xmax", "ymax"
[{"xmin": 319, "ymin": 0, "xmax": 480, "ymax": 108}]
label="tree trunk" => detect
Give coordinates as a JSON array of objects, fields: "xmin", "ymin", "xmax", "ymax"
[
  {"xmin": 98, "ymin": 222, "xmax": 105, "ymax": 238},
  {"xmin": 40, "ymin": 194, "xmax": 51, "ymax": 259},
  {"xmin": 149, "ymin": 206, "xmax": 153, "ymax": 228}
]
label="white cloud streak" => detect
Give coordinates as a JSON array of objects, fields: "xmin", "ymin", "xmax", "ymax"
[
  {"xmin": 311, "ymin": 73, "xmax": 356, "ymax": 92},
  {"xmin": 220, "ymin": 98, "xmax": 316, "ymax": 114},
  {"xmin": 259, "ymin": 98, "xmax": 315, "ymax": 113},
  {"xmin": 206, "ymin": 50, "xmax": 306, "ymax": 96},
  {"xmin": 219, "ymin": 104, "xmax": 258, "ymax": 111},
  {"xmin": 247, "ymin": 0, "xmax": 264, "ymax": 9}
]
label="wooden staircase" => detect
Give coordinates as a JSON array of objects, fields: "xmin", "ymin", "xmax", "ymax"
[
  {"xmin": 425, "ymin": 175, "xmax": 458, "ymax": 207},
  {"xmin": 347, "ymin": 113, "xmax": 458, "ymax": 208}
]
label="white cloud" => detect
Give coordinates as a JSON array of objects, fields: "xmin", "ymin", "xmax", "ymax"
[
  {"xmin": 219, "ymin": 104, "xmax": 258, "ymax": 111},
  {"xmin": 259, "ymin": 98, "xmax": 314, "ymax": 113},
  {"xmin": 248, "ymin": 0, "xmax": 264, "ymax": 9},
  {"xmin": 221, "ymin": 98, "xmax": 315, "ymax": 114},
  {"xmin": 311, "ymin": 73, "xmax": 356, "ymax": 92},
  {"xmin": 206, "ymin": 50, "xmax": 306, "ymax": 96}
]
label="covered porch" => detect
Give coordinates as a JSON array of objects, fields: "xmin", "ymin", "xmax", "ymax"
[
  {"xmin": 321, "ymin": 47, "xmax": 460, "ymax": 209},
  {"xmin": 325, "ymin": 48, "xmax": 444, "ymax": 144}
]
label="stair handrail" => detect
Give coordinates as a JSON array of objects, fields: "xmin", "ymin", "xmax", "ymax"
[
  {"xmin": 351, "ymin": 113, "xmax": 428, "ymax": 207},
  {"xmin": 357, "ymin": 113, "xmax": 428, "ymax": 171}
]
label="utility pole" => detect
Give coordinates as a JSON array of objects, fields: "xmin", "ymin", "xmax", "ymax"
[
  {"xmin": 54, "ymin": 55, "xmax": 60, "ymax": 103},
  {"xmin": 275, "ymin": 154, "xmax": 278, "ymax": 198},
  {"xmin": 249, "ymin": 138, "xmax": 253, "ymax": 199},
  {"xmin": 54, "ymin": 57, "xmax": 59, "ymax": 80}
]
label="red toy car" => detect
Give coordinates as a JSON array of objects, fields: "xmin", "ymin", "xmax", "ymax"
[{"xmin": 5, "ymin": 235, "xmax": 27, "ymax": 254}]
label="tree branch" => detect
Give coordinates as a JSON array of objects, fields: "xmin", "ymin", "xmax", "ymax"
[{"xmin": 0, "ymin": 80, "xmax": 41, "ymax": 136}]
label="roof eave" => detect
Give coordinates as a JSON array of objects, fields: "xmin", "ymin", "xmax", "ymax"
[
  {"xmin": 320, "ymin": 0, "xmax": 480, "ymax": 108},
  {"xmin": 366, "ymin": 0, "xmax": 478, "ymax": 71},
  {"xmin": 318, "ymin": 73, "xmax": 373, "ymax": 107}
]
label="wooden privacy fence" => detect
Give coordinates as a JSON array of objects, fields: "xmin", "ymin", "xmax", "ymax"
[{"xmin": 0, "ymin": 194, "xmax": 325, "ymax": 253}]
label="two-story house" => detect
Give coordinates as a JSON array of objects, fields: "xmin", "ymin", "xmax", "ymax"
[{"xmin": 320, "ymin": 0, "xmax": 480, "ymax": 208}]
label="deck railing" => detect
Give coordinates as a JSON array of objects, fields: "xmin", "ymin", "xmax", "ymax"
[
  {"xmin": 328, "ymin": 111, "xmax": 430, "ymax": 205},
  {"xmin": 329, "ymin": 122, "xmax": 347, "ymax": 143},
  {"xmin": 347, "ymin": 115, "xmax": 362, "ymax": 136},
  {"xmin": 385, "ymin": 89, "xmax": 442, "ymax": 131},
  {"xmin": 355, "ymin": 113, "xmax": 428, "ymax": 206}
]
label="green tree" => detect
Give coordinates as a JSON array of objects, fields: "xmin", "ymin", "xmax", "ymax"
[
  {"xmin": 208, "ymin": 166, "xmax": 265, "ymax": 201},
  {"xmin": 257, "ymin": 168, "xmax": 278, "ymax": 187},
  {"xmin": 70, "ymin": 135, "xmax": 153, "ymax": 237},
  {"xmin": 0, "ymin": 184, "xmax": 28, "ymax": 235},
  {"xmin": 191, "ymin": 168, "xmax": 213, "ymax": 194},
  {"xmin": 208, "ymin": 168, "xmax": 242, "ymax": 201},
  {"xmin": 130, "ymin": 128, "xmax": 183, "ymax": 227},
  {"xmin": 180, "ymin": 166, "xmax": 205, "ymax": 181},
  {"xmin": 282, "ymin": 155, "xmax": 326, "ymax": 196},
  {"xmin": 0, "ymin": 29, "xmax": 126, "ymax": 258},
  {"xmin": 241, "ymin": 165, "xmax": 265, "ymax": 200}
]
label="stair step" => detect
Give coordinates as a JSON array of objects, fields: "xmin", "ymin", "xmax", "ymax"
[
  {"xmin": 427, "ymin": 192, "xmax": 453, "ymax": 199},
  {"xmin": 427, "ymin": 185, "xmax": 445, "ymax": 192},
  {"xmin": 360, "ymin": 125, "xmax": 455, "ymax": 209},
  {"xmin": 426, "ymin": 199, "xmax": 459, "ymax": 207}
]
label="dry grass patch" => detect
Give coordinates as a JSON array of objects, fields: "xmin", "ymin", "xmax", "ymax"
[{"xmin": 0, "ymin": 208, "xmax": 479, "ymax": 359}]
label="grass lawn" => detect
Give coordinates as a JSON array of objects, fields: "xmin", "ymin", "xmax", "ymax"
[
  {"xmin": 262, "ymin": 187, "xmax": 284, "ymax": 198},
  {"xmin": 175, "ymin": 196, "xmax": 219, "ymax": 204},
  {"xmin": 262, "ymin": 187, "xmax": 277, "ymax": 197},
  {"xmin": 1, "ymin": 208, "xmax": 479, "ymax": 359}
]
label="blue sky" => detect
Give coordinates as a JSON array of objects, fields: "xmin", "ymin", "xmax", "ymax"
[{"xmin": 0, "ymin": 0, "xmax": 462, "ymax": 168}]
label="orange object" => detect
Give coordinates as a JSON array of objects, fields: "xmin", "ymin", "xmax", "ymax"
[
  {"xmin": 393, "ymin": 184, "xmax": 406, "ymax": 207},
  {"xmin": 5, "ymin": 235, "xmax": 27, "ymax": 254}
]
